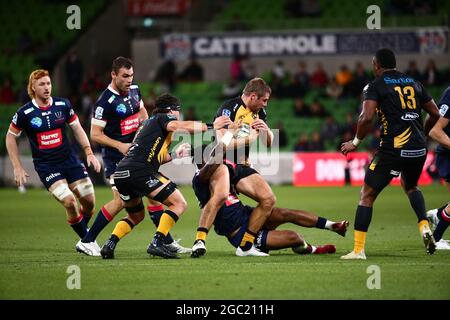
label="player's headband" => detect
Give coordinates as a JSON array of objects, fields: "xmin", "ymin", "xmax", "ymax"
[{"xmin": 158, "ymin": 103, "xmax": 181, "ymax": 111}]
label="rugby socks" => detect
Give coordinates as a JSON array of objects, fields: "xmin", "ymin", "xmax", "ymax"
[
  {"xmin": 155, "ymin": 210, "xmax": 179, "ymax": 237},
  {"xmin": 353, "ymin": 205, "xmax": 372, "ymax": 253},
  {"xmin": 433, "ymin": 205, "xmax": 450, "ymax": 242},
  {"xmin": 408, "ymin": 190, "xmax": 427, "ymax": 222},
  {"xmin": 68, "ymin": 214, "xmax": 88, "ymax": 238},
  {"xmin": 315, "ymin": 217, "xmax": 336, "ymax": 230},
  {"xmin": 82, "ymin": 207, "xmax": 113, "ymax": 243},
  {"xmin": 148, "ymin": 205, "xmax": 174, "ymax": 244},
  {"xmin": 112, "ymin": 218, "xmax": 134, "ymax": 240},
  {"xmin": 239, "ymin": 230, "xmax": 257, "ymax": 251},
  {"xmin": 196, "ymin": 227, "xmax": 208, "ymax": 242},
  {"xmin": 81, "ymin": 209, "xmax": 93, "ymax": 225}
]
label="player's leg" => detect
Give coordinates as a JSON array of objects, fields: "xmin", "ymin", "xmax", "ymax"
[
  {"xmin": 48, "ymin": 179, "xmax": 88, "ymax": 239},
  {"xmin": 81, "ymin": 176, "xmax": 124, "ymax": 244},
  {"xmin": 192, "ymin": 164, "xmax": 230, "ymax": 257},
  {"xmin": 235, "ymin": 172, "xmax": 276, "ymax": 252},
  {"xmin": 147, "ymin": 180, "xmax": 187, "ymax": 259},
  {"xmin": 265, "ymin": 230, "xmax": 336, "ymax": 254},
  {"xmin": 341, "ymin": 153, "xmax": 393, "ymax": 260},
  {"xmin": 401, "ymin": 156, "xmax": 436, "ymax": 254},
  {"xmin": 101, "ymin": 197, "xmax": 145, "ymax": 259},
  {"xmin": 263, "ymin": 207, "xmax": 349, "ymax": 237},
  {"xmin": 70, "ymin": 178, "xmax": 95, "ymax": 224}
]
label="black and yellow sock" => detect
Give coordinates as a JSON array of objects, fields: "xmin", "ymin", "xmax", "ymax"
[
  {"xmin": 112, "ymin": 218, "xmax": 134, "ymax": 240},
  {"xmin": 156, "ymin": 210, "xmax": 179, "ymax": 236},
  {"xmin": 196, "ymin": 227, "xmax": 208, "ymax": 243},
  {"xmin": 408, "ymin": 190, "xmax": 427, "ymax": 222},
  {"xmin": 353, "ymin": 205, "xmax": 372, "ymax": 253},
  {"xmin": 239, "ymin": 230, "xmax": 257, "ymax": 251}
]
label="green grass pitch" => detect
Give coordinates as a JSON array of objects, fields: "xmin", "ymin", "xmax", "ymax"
[{"xmin": 0, "ymin": 185, "xmax": 448, "ymax": 299}]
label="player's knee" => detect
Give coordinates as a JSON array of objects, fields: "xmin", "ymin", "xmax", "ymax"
[
  {"xmin": 128, "ymin": 212, "xmax": 145, "ymax": 225},
  {"xmin": 62, "ymin": 195, "xmax": 77, "ymax": 211},
  {"xmin": 170, "ymin": 197, "xmax": 187, "ymax": 214},
  {"xmin": 212, "ymin": 191, "xmax": 228, "ymax": 206},
  {"xmin": 287, "ymin": 231, "xmax": 302, "ymax": 246},
  {"xmin": 260, "ymin": 193, "xmax": 276, "ymax": 211}
]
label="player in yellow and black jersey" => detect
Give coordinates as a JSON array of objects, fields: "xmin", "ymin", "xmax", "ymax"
[
  {"xmin": 100, "ymin": 93, "xmax": 231, "ymax": 259},
  {"xmin": 191, "ymin": 78, "xmax": 278, "ymax": 257},
  {"xmin": 340, "ymin": 48, "xmax": 441, "ymax": 259}
]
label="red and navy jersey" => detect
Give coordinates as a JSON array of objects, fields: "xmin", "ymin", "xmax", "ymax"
[
  {"xmin": 91, "ymin": 84, "xmax": 142, "ymax": 161},
  {"xmin": 363, "ymin": 70, "xmax": 432, "ymax": 157},
  {"xmin": 10, "ymin": 97, "xmax": 79, "ymax": 163},
  {"xmin": 437, "ymin": 86, "xmax": 450, "ymax": 153},
  {"xmin": 214, "ymin": 96, "xmax": 267, "ymax": 163}
]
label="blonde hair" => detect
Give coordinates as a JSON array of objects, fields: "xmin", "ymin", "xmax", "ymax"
[
  {"xmin": 243, "ymin": 77, "xmax": 271, "ymax": 98},
  {"xmin": 27, "ymin": 69, "xmax": 50, "ymax": 99}
]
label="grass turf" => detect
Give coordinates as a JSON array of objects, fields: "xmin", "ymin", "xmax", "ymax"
[{"xmin": 0, "ymin": 185, "xmax": 448, "ymax": 299}]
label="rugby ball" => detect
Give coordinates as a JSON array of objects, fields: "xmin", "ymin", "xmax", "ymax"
[{"xmin": 235, "ymin": 123, "xmax": 251, "ymax": 138}]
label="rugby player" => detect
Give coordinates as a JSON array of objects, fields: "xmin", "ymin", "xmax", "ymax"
[
  {"xmin": 193, "ymin": 78, "xmax": 279, "ymax": 256},
  {"xmin": 426, "ymin": 86, "xmax": 450, "ymax": 250},
  {"xmin": 99, "ymin": 93, "xmax": 231, "ymax": 259},
  {"xmin": 76, "ymin": 57, "xmax": 190, "ymax": 256},
  {"xmin": 340, "ymin": 48, "xmax": 441, "ymax": 259},
  {"xmin": 6, "ymin": 69, "xmax": 101, "ymax": 249},
  {"xmin": 190, "ymin": 145, "xmax": 348, "ymax": 257}
]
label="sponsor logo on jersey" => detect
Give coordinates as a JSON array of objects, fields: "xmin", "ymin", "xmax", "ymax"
[
  {"xmin": 401, "ymin": 112, "xmax": 420, "ymax": 121},
  {"xmin": 222, "ymin": 109, "xmax": 231, "ymax": 117},
  {"xmin": 383, "ymin": 76, "xmax": 415, "ymax": 84},
  {"xmin": 439, "ymin": 104, "xmax": 449, "ymax": 117},
  {"xmin": 94, "ymin": 106, "xmax": 104, "ymax": 119},
  {"xmin": 42, "ymin": 111, "xmax": 52, "ymax": 116},
  {"xmin": 120, "ymin": 113, "xmax": 140, "ymax": 135},
  {"xmin": 37, "ymin": 128, "xmax": 62, "ymax": 149},
  {"xmin": 167, "ymin": 115, "xmax": 177, "ymax": 119},
  {"xmin": 116, "ymin": 104, "xmax": 127, "ymax": 115},
  {"xmin": 54, "ymin": 111, "xmax": 65, "ymax": 124},
  {"xmin": 30, "ymin": 117, "xmax": 42, "ymax": 128},
  {"xmin": 108, "ymin": 95, "xmax": 116, "ymax": 104},
  {"xmin": 12, "ymin": 113, "xmax": 18, "ymax": 125},
  {"xmin": 24, "ymin": 107, "xmax": 34, "ymax": 115},
  {"xmin": 55, "ymin": 101, "xmax": 65, "ymax": 106}
]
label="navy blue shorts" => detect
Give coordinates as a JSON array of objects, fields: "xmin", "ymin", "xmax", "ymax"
[
  {"xmin": 436, "ymin": 152, "xmax": 450, "ymax": 182},
  {"xmin": 226, "ymin": 205, "xmax": 269, "ymax": 253},
  {"xmin": 34, "ymin": 155, "xmax": 88, "ymax": 189}
]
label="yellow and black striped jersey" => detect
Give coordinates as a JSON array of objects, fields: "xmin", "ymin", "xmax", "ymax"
[
  {"xmin": 117, "ymin": 113, "xmax": 175, "ymax": 172},
  {"xmin": 363, "ymin": 70, "xmax": 432, "ymax": 156}
]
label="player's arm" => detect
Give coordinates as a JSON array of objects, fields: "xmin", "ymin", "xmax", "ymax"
[
  {"xmin": 5, "ymin": 125, "xmax": 29, "ymax": 186},
  {"xmin": 429, "ymin": 117, "xmax": 450, "ymax": 149},
  {"xmin": 251, "ymin": 119, "xmax": 274, "ymax": 147},
  {"xmin": 341, "ymin": 99, "xmax": 377, "ymax": 155},
  {"xmin": 422, "ymin": 99, "xmax": 440, "ymax": 136},
  {"xmin": 138, "ymin": 100, "xmax": 148, "ymax": 123},
  {"xmin": 70, "ymin": 120, "xmax": 101, "ymax": 172},
  {"xmin": 166, "ymin": 115, "xmax": 231, "ymax": 133},
  {"xmin": 90, "ymin": 122, "xmax": 131, "ymax": 156}
]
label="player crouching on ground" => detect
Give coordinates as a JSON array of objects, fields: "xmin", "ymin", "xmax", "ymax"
[
  {"xmin": 100, "ymin": 93, "xmax": 231, "ymax": 259},
  {"xmin": 190, "ymin": 144, "xmax": 348, "ymax": 257}
]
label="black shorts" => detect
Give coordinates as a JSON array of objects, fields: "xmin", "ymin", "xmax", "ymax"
[
  {"xmin": 365, "ymin": 151, "xmax": 426, "ymax": 191},
  {"xmin": 224, "ymin": 161, "xmax": 259, "ymax": 186},
  {"xmin": 113, "ymin": 168, "xmax": 175, "ymax": 201}
]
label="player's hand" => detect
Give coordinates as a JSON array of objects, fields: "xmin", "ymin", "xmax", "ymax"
[
  {"xmin": 251, "ymin": 119, "xmax": 269, "ymax": 132},
  {"xmin": 86, "ymin": 154, "xmax": 102, "ymax": 173},
  {"xmin": 174, "ymin": 143, "xmax": 191, "ymax": 159},
  {"xmin": 213, "ymin": 116, "xmax": 232, "ymax": 129},
  {"xmin": 341, "ymin": 140, "xmax": 357, "ymax": 155},
  {"xmin": 117, "ymin": 142, "xmax": 132, "ymax": 156},
  {"xmin": 13, "ymin": 167, "xmax": 29, "ymax": 187}
]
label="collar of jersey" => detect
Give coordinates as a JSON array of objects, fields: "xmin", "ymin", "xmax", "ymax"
[
  {"xmin": 32, "ymin": 97, "xmax": 53, "ymax": 110},
  {"xmin": 108, "ymin": 84, "xmax": 122, "ymax": 96}
]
